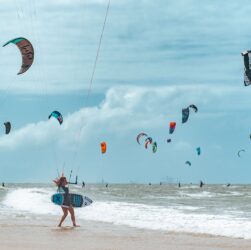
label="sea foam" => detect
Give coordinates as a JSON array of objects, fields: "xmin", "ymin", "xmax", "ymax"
[{"xmin": 2, "ymin": 186, "xmax": 251, "ymax": 239}]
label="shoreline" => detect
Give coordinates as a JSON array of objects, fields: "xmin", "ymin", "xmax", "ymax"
[{"xmin": 0, "ymin": 219, "xmax": 251, "ymax": 250}]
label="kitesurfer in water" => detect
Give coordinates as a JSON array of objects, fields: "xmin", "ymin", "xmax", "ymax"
[
  {"xmin": 54, "ymin": 176, "xmax": 79, "ymax": 227},
  {"xmin": 199, "ymin": 181, "xmax": 204, "ymax": 188}
]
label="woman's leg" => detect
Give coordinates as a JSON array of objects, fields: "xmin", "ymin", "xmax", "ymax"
[
  {"xmin": 68, "ymin": 206, "xmax": 79, "ymax": 227},
  {"xmin": 58, "ymin": 207, "xmax": 68, "ymax": 227}
]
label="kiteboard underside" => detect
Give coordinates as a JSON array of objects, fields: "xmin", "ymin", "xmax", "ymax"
[{"xmin": 51, "ymin": 193, "xmax": 93, "ymax": 208}]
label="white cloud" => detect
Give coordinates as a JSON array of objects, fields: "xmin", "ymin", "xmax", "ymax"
[{"xmin": 0, "ymin": 84, "xmax": 249, "ymax": 151}]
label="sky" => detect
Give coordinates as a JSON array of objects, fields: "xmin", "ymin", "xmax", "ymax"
[{"xmin": 0, "ymin": 0, "xmax": 250, "ymax": 183}]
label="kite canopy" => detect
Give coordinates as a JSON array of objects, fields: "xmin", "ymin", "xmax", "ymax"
[
  {"xmin": 48, "ymin": 111, "xmax": 63, "ymax": 125},
  {"xmin": 145, "ymin": 137, "xmax": 153, "ymax": 144},
  {"xmin": 136, "ymin": 132, "xmax": 148, "ymax": 144},
  {"xmin": 242, "ymin": 51, "xmax": 251, "ymax": 86},
  {"xmin": 185, "ymin": 161, "xmax": 191, "ymax": 166},
  {"xmin": 169, "ymin": 122, "xmax": 176, "ymax": 134},
  {"xmin": 145, "ymin": 137, "xmax": 153, "ymax": 148},
  {"xmin": 237, "ymin": 149, "xmax": 245, "ymax": 157},
  {"xmin": 3, "ymin": 37, "xmax": 34, "ymax": 75},
  {"xmin": 182, "ymin": 104, "xmax": 198, "ymax": 123},
  {"xmin": 196, "ymin": 147, "xmax": 201, "ymax": 156},
  {"xmin": 4, "ymin": 122, "xmax": 11, "ymax": 134},
  {"xmin": 144, "ymin": 138, "xmax": 152, "ymax": 149},
  {"xmin": 152, "ymin": 142, "xmax": 157, "ymax": 153},
  {"xmin": 189, "ymin": 104, "xmax": 198, "ymax": 112},
  {"xmin": 182, "ymin": 108, "xmax": 189, "ymax": 123},
  {"xmin": 100, "ymin": 142, "xmax": 107, "ymax": 154}
]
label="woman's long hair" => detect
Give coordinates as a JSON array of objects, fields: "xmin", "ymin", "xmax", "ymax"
[{"xmin": 53, "ymin": 175, "xmax": 67, "ymax": 187}]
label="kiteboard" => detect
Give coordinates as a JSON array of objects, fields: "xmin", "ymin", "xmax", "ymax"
[{"xmin": 51, "ymin": 193, "xmax": 93, "ymax": 208}]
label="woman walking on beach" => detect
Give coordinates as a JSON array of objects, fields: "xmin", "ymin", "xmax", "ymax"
[{"xmin": 54, "ymin": 175, "xmax": 79, "ymax": 227}]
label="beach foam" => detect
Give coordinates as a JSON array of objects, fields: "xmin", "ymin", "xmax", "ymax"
[
  {"xmin": 2, "ymin": 186, "xmax": 251, "ymax": 239},
  {"xmin": 2, "ymin": 188, "xmax": 59, "ymax": 215}
]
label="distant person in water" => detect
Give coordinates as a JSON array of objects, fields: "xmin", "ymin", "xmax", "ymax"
[
  {"xmin": 82, "ymin": 181, "xmax": 85, "ymax": 188},
  {"xmin": 178, "ymin": 182, "xmax": 181, "ymax": 188},
  {"xmin": 53, "ymin": 175, "xmax": 79, "ymax": 227},
  {"xmin": 160, "ymin": 182, "xmax": 162, "ymax": 185},
  {"xmin": 149, "ymin": 183, "xmax": 151, "ymax": 186},
  {"xmin": 2, "ymin": 182, "xmax": 4, "ymax": 187},
  {"xmin": 226, "ymin": 183, "xmax": 231, "ymax": 187},
  {"xmin": 105, "ymin": 183, "xmax": 108, "ymax": 188},
  {"xmin": 199, "ymin": 181, "xmax": 204, "ymax": 188}
]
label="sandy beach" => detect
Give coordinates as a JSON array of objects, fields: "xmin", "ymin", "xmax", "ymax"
[{"xmin": 0, "ymin": 218, "xmax": 250, "ymax": 250}]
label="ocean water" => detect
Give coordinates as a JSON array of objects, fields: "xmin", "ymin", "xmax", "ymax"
[{"xmin": 0, "ymin": 183, "xmax": 251, "ymax": 239}]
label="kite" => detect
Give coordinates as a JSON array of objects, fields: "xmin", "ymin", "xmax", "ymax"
[
  {"xmin": 145, "ymin": 137, "xmax": 153, "ymax": 144},
  {"xmin": 3, "ymin": 37, "xmax": 34, "ymax": 75},
  {"xmin": 242, "ymin": 51, "xmax": 251, "ymax": 86},
  {"xmin": 196, "ymin": 147, "xmax": 201, "ymax": 156},
  {"xmin": 237, "ymin": 149, "xmax": 245, "ymax": 157},
  {"xmin": 169, "ymin": 122, "xmax": 176, "ymax": 134},
  {"xmin": 100, "ymin": 142, "xmax": 107, "ymax": 154},
  {"xmin": 152, "ymin": 142, "xmax": 157, "ymax": 153},
  {"xmin": 185, "ymin": 161, "xmax": 191, "ymax": 166},
  {"xmin": 189, "ymin": 104, "xmax": 198, "ymax": 113},
  {"xmin": 136, "ymin": 132, "xmax": 148, "ymax": 145},
  {"xmin": 48, "ymin": 111, "xmax": 63, "ymax": 125},
  {"xmin": 182, "ymin": 104, "xmax": 198, "ymax": 123},
  {"xmin": 4, "ymin": 122, "xmax": 11, "ymax": 134},
  {"xmin": 145, "ymin": 139, "xmax": 152, "ymax": 149}
]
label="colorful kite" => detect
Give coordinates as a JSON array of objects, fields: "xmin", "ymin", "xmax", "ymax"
[{"xmin": 3, "ymin": 37, "xmax": 34, "ymax": 75}]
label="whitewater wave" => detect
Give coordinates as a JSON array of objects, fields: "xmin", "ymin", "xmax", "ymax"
[{"xmin": 2, "ymin": 187, "xmax": 251, "ymax": 239}]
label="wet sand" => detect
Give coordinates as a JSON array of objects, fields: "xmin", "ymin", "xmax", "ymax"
[{"xmin": 0, "ymin": 218, "xmax": 251, "ymax": 250}]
